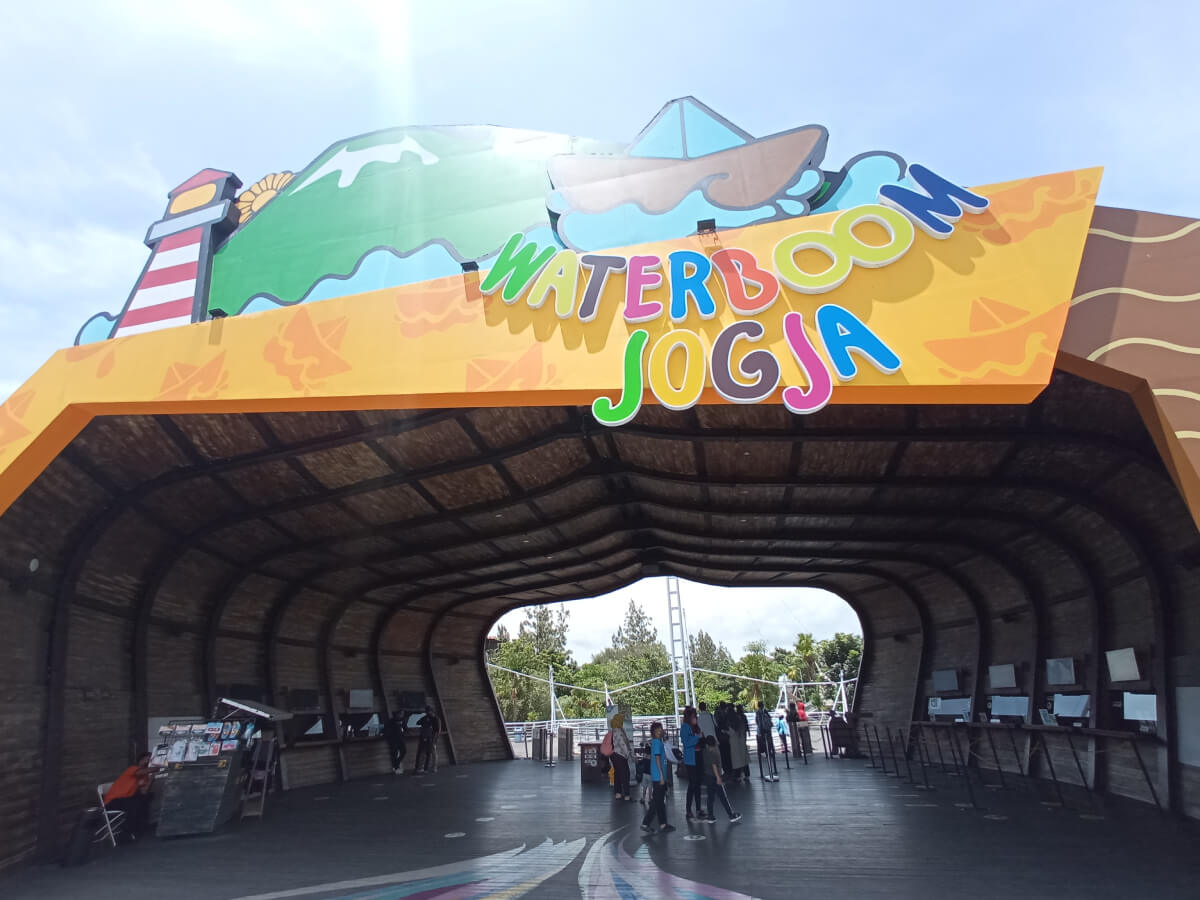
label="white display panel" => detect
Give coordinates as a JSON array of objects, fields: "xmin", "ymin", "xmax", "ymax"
[
  {"xmin": 988, "ymin": 664, "xmax": 1017, "ymax": 689},
  {"xmin": 1052, "ymin": 693, "xmax": 1090, "ymax": 718},
  {"xmin": 1177, "ymin": 687, "xmax": 1200, "ymax": 766},
  {"xmin": 1046, "ymin": 657, "xmax": 1076, "ymax": 685},
  {"xmin": 932, "ymin": 669, "xmax": 959, "ymax": 692},
  {"xmin": 1122, "ymin": 692, "xmax": 1157, "ymax": 721},
  {"xmin": 990, "ymin": 695, "xmax": 1029, "ymax": 717},
  {"xmin": 936, "ymin": 697, "xmax": 972, "ymax": 719},
  {"xmin": 1106, "ymin": 648, "xmax": 1141, "ymax": 682}
]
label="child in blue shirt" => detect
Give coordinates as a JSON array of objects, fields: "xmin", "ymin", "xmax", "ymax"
[{"xmin": 640, "ymin": 722, "xmax": 675, "ymax": 833}]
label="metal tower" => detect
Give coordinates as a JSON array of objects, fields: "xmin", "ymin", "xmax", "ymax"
[{"xmin": 666, "ymin": 576, "xmax": 694, "ymax": 720}]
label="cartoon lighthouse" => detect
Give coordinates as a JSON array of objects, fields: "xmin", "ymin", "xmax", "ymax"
[{"xmin": 107, "ymin": 169, "xmax": 241, "ymax": 338}]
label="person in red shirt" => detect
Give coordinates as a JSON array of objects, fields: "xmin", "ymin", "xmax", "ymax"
[{"xmin": 104, "ymin": 752, "xmax": 154, "ymax": 839}]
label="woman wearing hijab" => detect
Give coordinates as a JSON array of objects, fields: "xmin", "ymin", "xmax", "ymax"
[
  {"xmin": 728, "ymin": 704, "xmax": 750, "ymax": 782},
  {"xmin": 607, "ymin": 713, "xmax": 633, "ymax": 800}
]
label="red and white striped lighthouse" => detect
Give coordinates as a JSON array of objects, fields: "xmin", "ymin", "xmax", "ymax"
[{"xmin": 109, "ymin": 168, "xmax": 241, "ymax": 338}]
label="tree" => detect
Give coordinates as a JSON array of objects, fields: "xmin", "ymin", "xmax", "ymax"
[
  {"xmin": 585, "ymin": 600, "xmax": 674, "ymax": 715},
  {"xmin": 689, "ymin": 630, "xmax": 738, "ymax": 709},
  {"xmin": 486, "ymin": 606, "xmax": 577, "ymax": 722},
  {"xmin": 520, "ymin": 606, "xmax": 572, "ymax": 660},
  {"xmin": 817, "ymin": 632, "xmax": 862, "ymax": 682},
  {"xmin": 612, "ymin": 600, "xmax": 658, "ymax": 648},
  {"xmin": 816, "ymin": 632, "xmax": 863, "ymax": 707},
  {"xmin": 732, "ymin": 640, "xmax": 786, "ymax": 708},
  {"xmin": 774, "ymin": 632, "xmax": 824, "ymax": 710}
]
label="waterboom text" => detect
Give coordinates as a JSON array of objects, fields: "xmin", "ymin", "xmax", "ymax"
[{"xmin": 480, "ymin": 166, "xmax": 989, "ymax": 426}]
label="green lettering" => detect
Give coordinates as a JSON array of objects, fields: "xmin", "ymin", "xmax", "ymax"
[
  {"xmin": 479, "ymin": 233, "xmax": 558, "ymax": 303},
  {"xmin": 592, "ymin": 330, "xmax": 649, "ymax": 427}
]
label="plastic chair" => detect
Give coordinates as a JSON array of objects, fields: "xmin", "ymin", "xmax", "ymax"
[{"xmin": 94, "ymin": 783, "xmax": 126, "ymax": 847}]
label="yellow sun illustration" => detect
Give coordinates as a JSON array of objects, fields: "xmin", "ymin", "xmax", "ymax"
[{"xmin": 235, "ymin": 172, "xmax": 294, "ymax": 224}]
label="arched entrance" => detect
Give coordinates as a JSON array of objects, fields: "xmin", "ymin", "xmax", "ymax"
[{"xmin": 1, "ymin": 105, "xmax": 1199, "ymax": 871}]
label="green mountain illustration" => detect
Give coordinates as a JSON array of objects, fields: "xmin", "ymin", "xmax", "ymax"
[{"xmin": 207, "ymin": 126, "xmax": 619, "ymax": 315}]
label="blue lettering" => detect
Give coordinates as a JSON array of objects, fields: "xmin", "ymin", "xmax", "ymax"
[
  {"xmin": 877, "ymin": 164, "xmax": 989, "ymax": 239},
  {"xmin": 668, "ymin": 250, "xmax": 717, "ymax": 321},
  {"xmin": 816, "ymin": 304, "xmax": 901, "ymax": 380}
]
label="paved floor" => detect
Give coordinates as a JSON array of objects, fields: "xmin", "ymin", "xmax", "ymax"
[{"xmin": 6, "ymin": 753, "xmax": 1199, "ymax": 899}]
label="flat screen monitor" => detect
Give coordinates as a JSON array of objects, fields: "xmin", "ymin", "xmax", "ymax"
[
  {"xmin": 1046, "ymin": 657, "xmax": 1076, "ymax": 685},
  {"xmin": 988, "ymin": 664, "xmax": 1017, "ymax": 690},
  {"xmin": 1123, "ymin": 692, "xmax": 1157, "ymax": 721},
  {"xmin": 348, "ymin": 689, "xmax": 374, "ymax": 708},
  {"xmin": 932, "ymin": 669, "xmax": 959, "ymax": 692},
  {"xmin": 397, "ymin": 691, "xmax": 426, "ymax": 710},
  {"xmin": 288, "ymin": 688, "xmax": 320, "ymax": 710},
  {"xmin": 1105, "ymin": 648, "xmax": 1141, "ymax": 683}
]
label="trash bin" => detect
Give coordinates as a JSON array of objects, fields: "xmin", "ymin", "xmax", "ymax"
[
  {"xmin": 579, "ymin": 743, "xmax": 606, "ymax": 784},
  {"xmin": 532, "ymin": 727, "xmax": 546, "ymax": 760},
  {"xmin": 63, "ymin": 807, "xmax": 103, "ymax": 867}
]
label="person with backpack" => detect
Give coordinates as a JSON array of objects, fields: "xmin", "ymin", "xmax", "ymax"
[
  {"xmin": 700, "ymin": 735, "xmax": 741, "ymax": 824},
  {"xmin": 602, "ymin": 713, "xmax": 633, "ymax": 800}
]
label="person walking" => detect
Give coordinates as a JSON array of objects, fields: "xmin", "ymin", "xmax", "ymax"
[
  {"xmin": 700, "ymin": 736, "xmax": 742, "ymax": 824},
  {"xmin": 680, "ymin": 706, "xmax": 703, "ymax": 820},
  {"xmin": 698, "ymin": 702, "xmax": 717, "ymax": 741},
  {"xmin": 776, "ymin": 713, "xmax": 789, "ymax": 758},
  {"xmin": 415, "ymin": 705, "xmax": 438, "ymax": 773},
  {"xmin": 756, "ymin": 701, "xmax": 779, "ymax": 781},
  {"xmin": 607, "ymin": 713, "xmax": 633, "ymax": 800},
  {"xmin": 384, "ymin": 710, "xmax": 408, "ymax": 774},
  {"xmin": 715, "ymin": 702, "xmax": 733, "ymax": 778},
  {"xmin": 728, "ymin": 704, "xmax": 750, "ymax": 782},
  {"xmin": 640, "ymin": 722, "xmax": 675, "ymax": 834}
]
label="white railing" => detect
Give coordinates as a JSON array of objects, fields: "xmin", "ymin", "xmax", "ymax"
[{"xmin": 504, "ymin": 712, "xmax": 834, "ymax": 759}]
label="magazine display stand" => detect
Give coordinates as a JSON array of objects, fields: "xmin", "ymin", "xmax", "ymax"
[{"xmin": 153, "ymin": 698, "xmax": 291, "ymax": 837}]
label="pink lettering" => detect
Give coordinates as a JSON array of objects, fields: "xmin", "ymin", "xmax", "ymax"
[
  {"xmin": 781, "ymin": 311, "xmax": 834, "ymax": 414},
  {"xmin": 623, "ymin": 255, "xmax": 664, "ymax": 322}
]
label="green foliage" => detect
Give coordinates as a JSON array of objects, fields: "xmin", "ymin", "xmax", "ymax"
[
  {"xmin": 732, "ymin": 640, "xmax": 786, "ymax": 708},
  {"xmin": 594, "ymin": 601, "xmax": 674, "ymax": 715},
  {"xmin": 612, "ymin": 600, "xmax": 658, "ymax": 649},
  {"xmin": 486, "ymin": 597, "xmax": 863, "ymax": 722},
  {"xmin": 816, "ymin": 632, "xmax": 863, "ymax": 707},
  {"xmin": 689, "ymin": 630, "xmax": 738, "ymax": 709},
  {"xmin": 486, "ymin": 606, "xmax": 576, "ymax": 722}
]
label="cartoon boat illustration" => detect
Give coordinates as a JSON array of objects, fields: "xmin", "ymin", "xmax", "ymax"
[
  {"xmin": 924, "ymin": 297, "xmax": 1064, "ymax": 381},
  {"xmin": 547, "ymin": 97, "xmax": 828, "ymax": 215}
]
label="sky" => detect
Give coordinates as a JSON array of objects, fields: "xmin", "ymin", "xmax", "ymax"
[
  {"xmin": 0, "ymin": 3, "xmax": 1199, "ymax": 398},
  {"xmin": 493, "ymin": 577, "xmax": 861, "ymax": 663}
]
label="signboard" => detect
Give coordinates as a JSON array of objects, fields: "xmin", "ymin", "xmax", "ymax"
[{"xmin": 0, "ymin": 98, "xmax": 1099, "ymax": 513}]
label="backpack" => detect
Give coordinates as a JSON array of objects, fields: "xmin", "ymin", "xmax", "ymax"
[{"xmin": 600, "ymin": 731, "xmax": 614, "ymax": 756}]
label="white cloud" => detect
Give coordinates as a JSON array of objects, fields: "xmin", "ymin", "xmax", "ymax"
[{"xmin": 494, "ymin": 576, "xmax": 861, "ymax": 664}]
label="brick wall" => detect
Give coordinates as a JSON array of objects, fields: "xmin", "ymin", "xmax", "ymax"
[{"xmin": 0, "ymin": 585, "xmax": 51, "ymax": 868}]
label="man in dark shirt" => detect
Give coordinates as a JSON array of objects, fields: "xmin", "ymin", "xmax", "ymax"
[
  {"xmin": 415, "ymin": 706, "xmax": 440, "ymax": 774},
  {"xmin": 384, "ymin": 711, "xmax": 408, "ymax": 774}
]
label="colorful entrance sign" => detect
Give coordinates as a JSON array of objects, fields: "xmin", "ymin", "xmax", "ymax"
[
  {"xmin": 478, "ymin": 166, "xmax": 992, "ymax": 424},
  {"xmin": 0, "ymin": 98, "xmax": 1100, "ymax": 511}
]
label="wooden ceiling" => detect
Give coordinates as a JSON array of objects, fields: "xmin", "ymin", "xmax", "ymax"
[{"xmin": 2, "ymin": 369, "xmax": 1198, "ymax": 664}]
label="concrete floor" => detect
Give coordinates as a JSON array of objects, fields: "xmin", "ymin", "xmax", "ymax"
[{"xmin": 6, "ymin": 753, "xmax": 1198, "ymax": 899}]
